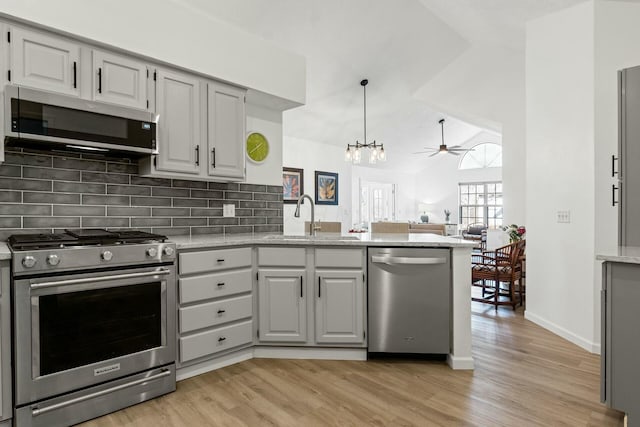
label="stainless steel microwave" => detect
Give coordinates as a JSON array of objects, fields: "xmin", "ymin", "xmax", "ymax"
[{"xmin": 4, "ymin": 85, "xmax": 157, "ymax": 156}]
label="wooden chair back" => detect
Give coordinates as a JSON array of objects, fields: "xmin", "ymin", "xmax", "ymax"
[
  {"xmin": 305, "ymin": 221, "xmax": 341, "ymax": 233},
  {"xmin": 371, "ymin": 222, "xmax": 409, "ymax": 233}
]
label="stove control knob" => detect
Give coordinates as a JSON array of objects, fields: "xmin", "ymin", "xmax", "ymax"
[
  {"xmin": 46, "ymin": 254, "xmax": 60, "ymax": 266},
  {"xmin": 146, "ymin": 247, "xmax": 158, "ymax": 257},
  {"xmin": 163, "ymin": 246, "xmax": 175, "ymax": 257},
  {"xmin": 22, "ymin": 256, "xmax": 37, "ymax": 268},
  {"xmin": 101, "ymin": 250, "xmax": 113, "ymax": 262}
]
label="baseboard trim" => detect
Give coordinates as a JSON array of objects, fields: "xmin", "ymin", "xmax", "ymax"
[
  {"xmin": 176, "ymin": 348, "xmax": 254, "ymax": 381},
  {"xmin": 447, "ymin": 355, "xmax": 475, "ymax": 370},
  {"xmin": 525, "ymin": 310, "xmax": 600, "ymax": 354},
  {"xmin": 254, "ymin": 346, "xmax": 367, "ymax": 361}
]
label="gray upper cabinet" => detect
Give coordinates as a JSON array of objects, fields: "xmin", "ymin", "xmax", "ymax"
[
  {"xmin": 258, "ymin": 269, "xmax": 307, "ymax": 343},
  {"xmin": 154, "ymin": 68, "xmax": 201, "ymax": 175},
  {"xmin": 9, "ymin": 26, "xmax": 80, "ymax": 96},
  {"xmin": 315, "ymin": 270, "xmax": 364, "ymax": 345},
  {"xmin": 92, "ymin": 50, "xmax": 148, "ymax": 110},
  {"xmin": 207, "ymin": 81, "xmax": 245, "ymax": 179}
]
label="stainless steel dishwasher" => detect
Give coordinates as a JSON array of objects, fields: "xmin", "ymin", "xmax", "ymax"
[{"xmin": 368, "ymin": 247, "xmax": 451, "ymax": 354}]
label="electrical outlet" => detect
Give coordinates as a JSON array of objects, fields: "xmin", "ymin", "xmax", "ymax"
[
  {"xmin": 557, "ymin": 210, "xmax": 570, "ymax": 223},
  {"xmin": 223, "ymin": 204, "xmax": 235, "ymax": 217}
]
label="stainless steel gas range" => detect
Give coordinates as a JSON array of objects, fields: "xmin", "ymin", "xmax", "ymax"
[{"xmin": 8, "ymin": 229, "xmax": 177, "ymax": 427}]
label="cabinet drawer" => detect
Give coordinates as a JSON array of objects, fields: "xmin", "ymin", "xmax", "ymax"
[
  {"xmin": 180, "ymin": 320, "xmax": 253, "ymax": 363},
  {"xmin": 179, "ymin": 268, "xmax": 252, "ymax": 304},
  {"xmin": 180, "ymin": 295, "xmax": 253, "ymax": 333},
  {"xmin": 179, "ymin": 247, "xmax": 252, "ymax": 275},
  {"xmin": 315, "ymin": 248, "xmax": 363, "ymax": 268},
  {"xmin": 258, "ymin": 247, "xmax": 306, "ymax": 267}
]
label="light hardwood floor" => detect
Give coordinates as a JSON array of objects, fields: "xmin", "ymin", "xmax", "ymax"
[{"xmin": 81, "ymin": 303, "xmax": 624, "ymax": 426}]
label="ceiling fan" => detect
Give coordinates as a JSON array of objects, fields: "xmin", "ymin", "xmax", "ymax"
[{"xmin": 413, "ymin": 118, "xmax": 473, "ymax": 157}]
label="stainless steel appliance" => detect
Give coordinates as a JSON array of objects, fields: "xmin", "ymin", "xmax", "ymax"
[
  {"xmin": 0, "ymin": 262, "xmax": 11, "ymax": 427},
  {"xmin": 4, "ymin": 85, "xmax": 157, "ymax": 155},
  {"xmin": 368, "ymin": 247, "xmax": 451, "ymax": 354},
  {"xmin": 9, "ymin": 229, "xmax": 176, "ymax": 427}
]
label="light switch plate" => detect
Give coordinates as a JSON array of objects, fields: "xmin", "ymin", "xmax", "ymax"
[
  {"xmin": 223, "ymin": 204, "xmax": 235, "ymax": 217},
  {"xmin": 557, "ymin": 210, "xmax": 571, "ymax": 223}
]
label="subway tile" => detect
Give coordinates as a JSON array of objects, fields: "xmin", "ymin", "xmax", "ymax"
[
  {"xmin": 254, "ymin": 225, "xmax": 282, "ymax": 233},
  {"xmin": 131, "ymin": 196, "xmax": 171, "ymax": 207},
  {"xmin": 0, "ymin": 191, "xmax": 21, "ymax": 203},
  {"xmin": 209, "ymin": 182, "xmax": 238, "ymax": 191},
  {"xmin": 107, "ymin": 206, "xmax": 151, "ymax": 217},
  {"xmin": 266, "ymin": 185, "xmax": 283, "ymax": 193},
  {"xmin": 208, "ymin": 217, "xmax": 238, "ymax": 226},
  {"xmin": 53, "ymin": 205, "xmax": 105, "ymax": 216},
  {"xmin": 23, "ymin": 166, "xmax": 80, "ymax": 181},
  {"xmin": 107, "ymin": 184, "xmax": 151, "ymax": 196},
  {"xmin": 238, "ymin": 200, "xmax": 266, "ymax": 209},
  {"xmin": 23, "ymin": 217, "xmax": 80, "ymax": 228},
  {"xmin": 208, "ymin": 199, "xmax": 227, "ymax": 208},
  {"xmin": 267, "ymin": 217, "xmax": 284, "ymax": 225},
  {"xmin": 0, "ymin": 204, "xmax": 51, "ymax": 216},
  {"xmin": 253, "ymin": 192, "xmax": 281, "ymax": 201},
  {"xmin": 191, "ymin": 208, "xmax": 223, "ymax": 217},
  {"xmin": 239, "ymin": 184, "xmax": 266, "ymax": 192},
  {"xmin": 266, "ymin": 201, "xmax": 284, "ymax": 210},
  {"xmin": 81, "ymin": 153, "xmax": 131, "ymax": 163},
  {"xmin": 4, "ymin": 151, "xmax": 52, "ymax": 167},
  {"xmin": 223, "ymin": 225, "xmax": 253, "ymax": 234},
  {"xmin": 151, "ymin": 227, "xmax": 190, "ymax": 236},
  {"xmin": 152, "ymin": 207, "xmax": 190, "ymax": 217},
  {"xmin": 82, "ymin": 171, "xmax": 129, "ymax": 184},
  {"xmin": 173, "ymin": 218, "xmax": 207, "ymax": 227},
  {"xmin": 190, "ymin": 189, "xmax": 223, "ymax": 199},
  {"xmin": 107, "ymin": 162, "xmax": 138, "ymax": 174},
  {"xmin": 235, "ymin": 209, "xmax": 253, "ymax": 217},
  {"xmin": 151, "ymin": 187, "xmax": 189, "ymax": 198},
  {"xmin": 0, "ymin": 178, "xmax": 51, "ymax": 191},
  {"xmin": 24, "ymin": 192, "xmax": 80, "ymax": 204},
  {"xmin": 130, "ymin": 176, "xmax": 172, "ymax": 187},
  {"xmin": 172, "ymin": 179, "xmax": 208, "ymax": 189},
  {"xmin": 82, "ymin": 217, "xmax": 130, "ymax": 228},
  {"xmin": 54, "ymin": 181, "xmax": 106, "ymax": 194},
  {"xmin": 253, "ymin": 209, "xmax": 281, "ymax": 217},
  {"xmin": 224, "ymin": 191, "xmax": 253, "ymax": 200},
  {"xmin": 239, "ymin": 217, "xmax": 267, "ymax": 225},
  {"xmin": 0, "ymin": 217, "xmax": 21, "ymax": 228},
  {"xmin": 191, "ymin": 226, "xmax": 224, "ymax": 235},
  {"xmin": 131, "ymin": 217, "xmax": 172, "ymax": 227},
  {"xmin": 53, "ymin": 157, "xmax": 106, "ymax": 172},
  {"xmin": 82, "ymin": 194, "xmax": 130, "ymax": 206},
  {"xmin": 0, "ymin": 164, "xmax": 21, "ymax": 177},
  {"xmin": 173, "ymin": 198, "xmax": 208, "ymax": 207}
]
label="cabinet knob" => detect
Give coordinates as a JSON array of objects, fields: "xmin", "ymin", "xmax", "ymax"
[{"xmin": 218, "ymin": 336, "xmax": 226, "ymax": 342}]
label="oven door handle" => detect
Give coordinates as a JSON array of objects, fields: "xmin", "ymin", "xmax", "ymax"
[
  {"xmin": 31, "ymin": 368, "xmax": 172, "ymax": 416},
  {"xmin": 30, "ymin": 268, "xmax": 172, "ymax": 290}
]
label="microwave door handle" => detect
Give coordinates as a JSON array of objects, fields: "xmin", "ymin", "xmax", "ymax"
[{"xmin": 30, "ymin": 268, "xmax": 171, "ymax": 290}]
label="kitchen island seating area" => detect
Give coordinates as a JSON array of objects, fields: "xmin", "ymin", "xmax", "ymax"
[{"xmin": 471, "ymin": 240, "xmax": 526, "ymax": 310}]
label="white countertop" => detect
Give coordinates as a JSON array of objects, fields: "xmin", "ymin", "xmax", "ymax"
[
  {"xmin": 170, "ymin": 232, "xmax": 478, "ymax": 250},
  {"xmin": 0, "ymin": 242, "xmax": 9, "ymax": 260},
  {"xmin": 597, "ymin": 246, "xmax": 640, "ymax": 264}
]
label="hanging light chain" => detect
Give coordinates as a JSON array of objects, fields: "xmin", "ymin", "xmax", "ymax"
[{"xmin": 345, "ymin": 79, "xmax": 386, "ymax": 164}]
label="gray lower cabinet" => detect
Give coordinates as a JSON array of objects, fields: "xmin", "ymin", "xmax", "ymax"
[
  {"xmin": 315, "ymin": 270, "xmax": 365, "ymax": 344},
  {"xmin": 258, "ymin": 269, "xmax": 307, "ymax": 342},
  {"xmin": 0, "ymin": 261, "xmax": 11, "ymax": 426},
  {"xmin": 178, "ymin": 247, "xmax": 253, "ymax": 366},
  {"xmin": 602, "ymin": 261, "xmax": 640, "ymax": 424}
]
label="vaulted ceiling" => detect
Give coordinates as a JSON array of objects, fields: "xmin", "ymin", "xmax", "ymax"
[{"xmin": 175, "ymin": 0, "xmax": 585, "ymax": 171}]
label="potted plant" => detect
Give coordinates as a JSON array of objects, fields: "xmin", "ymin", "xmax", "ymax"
[{"xmin": 502, "ymin": 224, "xmax": 526, "ymax": 243}]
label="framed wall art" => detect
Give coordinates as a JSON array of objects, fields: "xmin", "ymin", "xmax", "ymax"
[
  {"xmin": 315, "ymin": 171, "xmax": 338, "ymax": 205},
  {"xmin": 283, "ymin": 167, "xmax": 304, "ymax": 204}
]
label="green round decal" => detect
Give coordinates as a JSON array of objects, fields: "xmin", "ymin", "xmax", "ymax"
[{"xmin": 246, "ymin": 132, "xmax": 270, "ymax": 163}]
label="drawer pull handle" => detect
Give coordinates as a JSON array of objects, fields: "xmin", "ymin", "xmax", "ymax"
[
  {"xmin": 218, "ymin": 337, "xmax": 226, "ymax": 342},
  {"xmin": 217, "ymin": 258, "xmax": 225, "ymax": 263},
  {"xmin": 217, "ymin": 309, "xmax": 226, "ymax": 314},
  {"xmin": 217, "ymin": 282, "xmax": 225, "ymax": 287}
]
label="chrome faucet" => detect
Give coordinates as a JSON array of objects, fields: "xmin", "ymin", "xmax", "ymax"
[{"xmin": 294, "ymin": 194, "xmax": 320, "ymax": 236}]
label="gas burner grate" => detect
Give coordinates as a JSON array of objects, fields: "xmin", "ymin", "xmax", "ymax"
[{"xmin": 8, "ymin": 229, "xmax": 168, "ymax": 250}]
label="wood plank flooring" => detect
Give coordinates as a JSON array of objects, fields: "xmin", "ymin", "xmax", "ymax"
[{"xmin": 80, "ymin": 304, "xmax": 625, "ymax": 426}]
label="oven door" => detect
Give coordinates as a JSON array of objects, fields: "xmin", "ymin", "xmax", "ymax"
[{"xmin": 13, "ymin": 265, "xmax": 176, "ymax": 406}]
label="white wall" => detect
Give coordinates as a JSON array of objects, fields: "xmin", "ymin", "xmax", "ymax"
[
  {"xmin": 0, "ymin": 0, "xmax": 305, "ymax": 105},
  {"xmin": 413, "ymin": 132, "xmax": 502, "ymax": 225},
  {"xmin": 525, "ymin": 1, "xmax": 597, "ymax": 351},
  {"xmin": 245, "ymin": 104, "xmax": 283, "ymax": 186},
  {"xmin": 282, "ymin": 137, "xmax": 352, "ymax": 234}
]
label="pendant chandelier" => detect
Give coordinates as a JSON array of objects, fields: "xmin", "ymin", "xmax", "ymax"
[{"xmin": 344, "ymin": 79, "xmax": 386, "ymax": 164}]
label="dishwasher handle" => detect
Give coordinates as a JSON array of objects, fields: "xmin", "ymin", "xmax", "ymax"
[{"xmin": 371, "ymin": 255, "xmax": 447, "ymax": 265}]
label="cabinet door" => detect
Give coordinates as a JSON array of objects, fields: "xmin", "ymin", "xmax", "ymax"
[
  {"xmin": 258, "ymin": 269, "xmax": 307, "ymax": 343},
  {"xmin": 207, "ymin": 81, "xmax": 245, "ymax": 179},
  {"xmin": 155, "ymin": 68, "xmax": 201, "ymax": 174},
  {"xmin": 315, "ymin": 270, "xmax": 364, "ymax": 344},
  {"xmin": 9, "ymin": 27, "xmax": 80, "ymax": 96},
  {"xmin": 92, "ymin": 50, "xmax": 148, "ymax": 110}
]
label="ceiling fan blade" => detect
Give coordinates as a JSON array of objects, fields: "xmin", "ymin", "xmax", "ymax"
[
  {"xmin": 448, "ymin": 151, "xmax": 461, "ymax": 156},
  {"xmin": 449, "ymin": 145, "xmax": 462, "ymax": 149},
  {"xmin": 429, "ymin": 152, "xmax": 440, "ymax": 157},
  {"xmin": 412, "ymin": 151, "xmax": 433, "ymax": 154},
  {"xmin": 448, "ymin": 148, "xmax": 471, "ymax": 152}
]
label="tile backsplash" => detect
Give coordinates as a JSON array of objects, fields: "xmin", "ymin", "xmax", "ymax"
[{"xmin": 0, "ymin": 148, "xmax": 283, "ymax": 241}]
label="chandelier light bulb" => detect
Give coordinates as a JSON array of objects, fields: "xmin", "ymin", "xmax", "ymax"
[
  {"xmin": 353, "ymin": 147, "xmax": 362, "ymax": 164},
  {"xmin": 378, "ymin": 147, "xmax": 386, "ymax": 161},
  {"xmin": 345, "ymin": 146, "xmax": 352, "ymax": 162}
]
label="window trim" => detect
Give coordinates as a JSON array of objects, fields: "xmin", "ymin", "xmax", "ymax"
[
  {"xmin": 458, "ymin": 142, "xmax": 502, "ymax": 170},
  {"xmin": 458, "ymin": 181, "xmax": 503, "ymax": 228}
]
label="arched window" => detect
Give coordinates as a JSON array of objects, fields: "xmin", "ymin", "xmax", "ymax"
[{"xmin": 458, "ymin": 143, "xmax": 502, "ymax": 169}]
